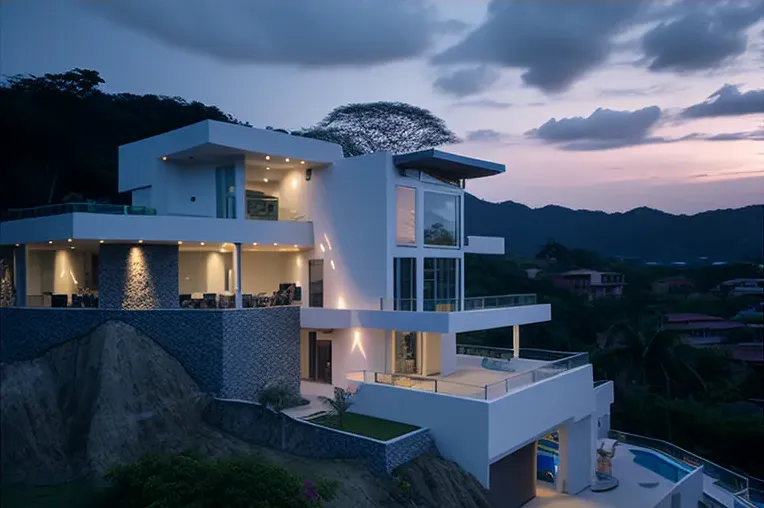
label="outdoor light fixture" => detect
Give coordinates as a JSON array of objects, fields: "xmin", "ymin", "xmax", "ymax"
[
  {"xmin": 200, "ymin": 242, "xmax": 205, "ymax": 246},
  {"xmin": 161, "ymin": 156, "xmax": 167, "ymax": 161},
  {"xmin": 138, "ymin": 240, "xmax": 144, "ymax": 244},
  {"xmin": 263, "ymin": 178, "xmax": 269, "ymax": 183},
  {"xmin": 300, "ymin": 160, "xmax": 305, "ymax": 164},
  {"xmin": 15, "ymin": 244, "xmax": 19, "ymax": 247},
  {"xmin": 265, "ymin": 155, "xmax": 270, "ymax": 160},
  {"xmin": 252, "ymin": 242, "xmax": 258, "ymax": 246},
  {"xmin": 273, "ymin": 243, "xmax": 278, "ymax": 246},
  {"xmin": 48, "ymin": 241, "xmax": 53, "ymax": 244},
  {"xmin": 266, "ymin": 167, "xmax": 270, "ymax": 171},
  {"xmin": 285, "ymin": 158, "xmax": 290, "ymax": 162},
  {"xmin": 177, "ymin": 241, "xmax": 183, "ymax": 245},
  {"xmin": 67, "ymin": 238, "xmax": 72, "ymax": 243},
  {"xmin": 99, "ymin": 240, "xmax": 104, "ymax": 244}
]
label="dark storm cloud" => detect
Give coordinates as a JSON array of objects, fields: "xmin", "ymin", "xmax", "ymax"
[
  {"xmin": 433, "ymin": 66, "xmax": 500, "ymax": 98},
  {"xmin": 432, "ymin": 1, "xmax": 646, "ymax": 94},
  {"xmin": 89, "ymin": 0, "xmax": 455, "ymax": 67},
  {"xmin": 526, "ymin": 106, "xmax": 663, "ymax": 150},
  {"xmin": 680, "ymin": 84, "xmax": 764, "ymax": 118},
  {"xmin": 641, "ymin": 0, "xmax": 764, "ymax": 72}
]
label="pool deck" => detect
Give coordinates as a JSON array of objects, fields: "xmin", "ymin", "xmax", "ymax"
[{"xmin": 525, "ymin": 445, "xmax": 680, "ymax": 508}]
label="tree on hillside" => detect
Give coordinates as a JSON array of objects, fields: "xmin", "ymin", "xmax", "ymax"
[
  {"xmin": 0, "ymin": 69, "xmax": 244, "ymax": 211},
  {"xmin": 297, "ymin": 101, "xmax": 460, "ymax": 157}
]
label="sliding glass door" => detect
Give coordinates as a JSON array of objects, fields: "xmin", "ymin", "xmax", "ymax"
[
  {"xmin": 393, "ymin": 257, "xmax": 416, "ymax": 310},
  {"xmin": 393, "ymin": 331, "xmax": 421, "ymax": 375},
  {"xmin": 424, "ymin": 258, "xmax": 460, "ymax": 311}
]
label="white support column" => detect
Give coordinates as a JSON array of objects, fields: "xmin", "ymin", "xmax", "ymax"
[
  {"xmin": 557, "ymin": 416, "xmax": 595, "ymax": 494},
  {"xmin": 234, "ymin": 242, "xmax": 242, "ymax": 308},
  {"xmin": 512, "ymin": 325, "xmax": 520, "ymax": 358}
]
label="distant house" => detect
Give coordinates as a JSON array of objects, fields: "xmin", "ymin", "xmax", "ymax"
[
  {"xmin": 711, "ymin": 278, "xmax": 764, "ymax": 297},
  {"xmin": 524, "ymin": 268, "xmax": 543, "ymax": 279},
  {"xmin": 651, "ymin": 276, "xmax": 695, "ymax": 296},
  {"xmin": 552, "ymin": 269, "xmax": 625, "ymax": 301},
  {"xmin": 660, "ymin": 313, "xmax": 747, "ymax": 345}
]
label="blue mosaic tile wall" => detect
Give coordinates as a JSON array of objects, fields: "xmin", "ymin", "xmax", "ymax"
[
  {"xmin": 99, "ymin": 244, "xmax": 179, "ymax": 310},
  {"xmin": 0, "ymin": 307, "xmax": 300, "ymax": 400},
  {"xmin": 205, "ymin": 398, "xmax": 435, "ymax": 475}
]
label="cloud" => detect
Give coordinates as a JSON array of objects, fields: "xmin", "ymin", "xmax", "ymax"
[
  {"xmin": 680, "ymin": 84, "xmax": 764, "ymax": 118},
  {"xmin": 432, "ymin": 1, "xmax": 646, "ymax": 93},
  {"xmin": 465, "ymin": 129, "xmax": 506, "ymax": 142},
  {"xmin": 433, "ymin": 66, "xmax": 500, "ymax": 98},
  {"xmin": 640, "ymin": 0, "xmax": 764, "ymax": 72},
  {"xmin": 526, "ymin": 106, "xmax": 663, "ymax": 150},
  {"xmin": 704, "ymin": 129, "xmax": 764, "ymax": 141},
  {"xmin": 598, "ymin": 84, "xmax": 686, "ymax": 98},
  {"xmin": 453, "ymin": 98, "xmax": 513, "ymax": 109},
  {"xmin": 89, "ymin": 0, "xmax": 455, "ymax": 66}
]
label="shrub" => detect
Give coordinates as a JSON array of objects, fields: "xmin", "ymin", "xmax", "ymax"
[
  {"xmin": 102, "ymin": 452, "xmax": 337, "ymax": 508},
  {"xmin": 318, "ymin": 387, "xmax": 353, "ymax": 429},
  {"xmin": 258, "ymin": 379, "xmax": 304, "ymax": 411}
]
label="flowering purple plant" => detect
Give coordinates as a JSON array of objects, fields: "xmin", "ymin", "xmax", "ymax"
[{"xmin": 302, "ymin": 479, "xmax": 319, "ymax": 502}]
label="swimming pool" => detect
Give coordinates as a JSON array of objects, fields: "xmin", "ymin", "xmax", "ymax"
[{"xmin": 630, "ymin": 449, "xmax": 692, "ymax": 483}]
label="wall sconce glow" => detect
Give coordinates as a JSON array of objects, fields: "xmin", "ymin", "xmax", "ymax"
[
  {"xmin": 330, "ymin": 260, "xmax": 336, "ymax": 270},
  {"xmin": 296, "ymin": 257, "xmax": 302, "ymax": 267},
  {"xmin": 337, "ymin": 296, "xmax": 346, "ymax": 309},
  {"xmin": 291, "ymin": 177, "xmax": 298, "ymax": 190},
  {"xmin": 161, "ymin": 156, "xmax": 167, "ymax": 161},
  {"xmin": 265, "ymin": 155, "xmax": 270, "ymax": 160},
  {"xmin": 319, "ymin": 244, "xmax": 325, "ymax": 253},
  {"xmin": 67, "ymin": 238, "xmax": 72, "ymax": 243},
  {"xmin": 138, "ymin": 240, "xmax": 144, "ymax": 244},
  {"xmin": 323, "ymin": 233, "xmax": 332, "ymax": 251},
  {"xmin": 285, "ymin": 158, "xmax": 290, "ymax": 162},
  {"xmin": 352, "ymin": 330, "xmax": 367, "ymax": 359}
]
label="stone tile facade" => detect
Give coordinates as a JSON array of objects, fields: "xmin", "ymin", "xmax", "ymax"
[
  {"xmin": 205, "ymin": 398, "xmax": 435, "ymax": 475},
  {"xmin": 221, "ymin": 307, "xmax": 300, "ymax": 400},
  {"xmin": 0, "ymin": 307, "xmax": 300, "ymax": 400},
  {"xmin": 99, "ymin": 244, "xmax": 179, "ymax": 309}
]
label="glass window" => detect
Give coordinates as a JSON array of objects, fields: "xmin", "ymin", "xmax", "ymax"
[
  {"xmin": 215, "ymin": 165, "xmax": 236, "ymax": 219},
  {"xmin": 423, "ymin": 192, "xmax": 459, "ymax": 247},
  {"xmin": 396, "ymin": 186, "xmax": 416, "ymax": 245},
  {"xmin": 424, "ymin": 258, "xmax": 459, "ymax": 311},
  {"xmin": 393, "ymin": 258, "xmax": 416, "ymax": 311},
  {"xmin": 394, "ymin": 331, "xmax": 421, "ymax": 374},
  {"xmin": 308, "ymin": 259, "xmax": 324, "ymax": 308}
]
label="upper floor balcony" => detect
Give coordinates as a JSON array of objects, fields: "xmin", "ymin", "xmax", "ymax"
[
  {"xmin": 1, "ymin": 202, "xmax": 156, "ymax": 221},
  {"xmin": 380, "ymin": 294, "xmax": 537, "ymax": 312}
]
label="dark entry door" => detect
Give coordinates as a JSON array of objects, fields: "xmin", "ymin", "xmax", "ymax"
[{"xmin": 316, "ymin": 340, "xmax": 332, "ymax": 384}]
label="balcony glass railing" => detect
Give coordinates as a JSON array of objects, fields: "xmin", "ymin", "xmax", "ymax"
[
  {"xmin": 244, "ymin": 196, "xmax": 306, "ymax": 221},
  {"xmin": 348, "ymin": 346, "xmax": 588, "ymax": 400},
  {"xmin": 379, "ymin": 293, "xmax": 537, "ymax": 312},
  {"xmin": 2, "ymin": 202, "xmax": 157, "ymax": 221},
  {"xmin": 608, "ymin": 430, "xmax": 750, "ymax": 498}
]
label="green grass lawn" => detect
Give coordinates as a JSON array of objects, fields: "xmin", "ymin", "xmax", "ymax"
[
  {"xmin": 0, "ymin": 482, "xmax": 103, "ymax": 508},
  {"xmin": 310, "ymin": 412, "xmax": 419, "ymax": 441}
]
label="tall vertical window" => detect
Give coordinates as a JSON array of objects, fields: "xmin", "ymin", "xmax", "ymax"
[
  {"xmin": 308, "ymin": 259, "xmax": 324, "ymax": 308},
  {"xmin": 396, "ymin": 186, "xmax": 416, "ymax": 245},
  {"xmin": 393, "ymin": 258, "xmax": 416, "ymax": 310},
  {"xmin": 215, "ymin": 165, "xmax": 236, "ymax": 219},
  {"xmin": 424, "ymin": 258, "xmax": 459, "ymax": 311},
  {"xmin": 423, "ymin": 192, "xmax": 460, "ymax": 247}
]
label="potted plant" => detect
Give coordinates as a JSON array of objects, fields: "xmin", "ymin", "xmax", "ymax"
[{"xmin": 596, "ymin": 442, "xmax": 616, "ymax": 475}]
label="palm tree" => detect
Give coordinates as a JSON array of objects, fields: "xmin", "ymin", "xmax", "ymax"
[{"xmin": 319, "ymin": 388, "xmax": 353, "ymax": 429}]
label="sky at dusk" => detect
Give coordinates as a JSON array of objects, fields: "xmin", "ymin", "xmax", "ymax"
[{"xmin": 2, "ymin": 0, "xmax": 763, "ymax": 214}]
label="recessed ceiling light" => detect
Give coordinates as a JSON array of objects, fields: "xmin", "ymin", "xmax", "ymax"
[
  {"xmin": 300, "ymin": 160, "xmax": 305, "ymax": 164},
  {"xmin": 265, "ymin": 155, "xmax": 270, "ymax": 160},
  {"xmin": 266, "ymin": 167, "xmax": 270, "ymax": 171},
  {"xmin": 48, "ymin": 240, "xmax": 53, "ymax": 244},
  {"xmin": 273, "ymin": 242, "xmax": 278, "ymax": 246},
  {"xmin": 99, "ymin": 240, "xmax": 104, "ymax": 244},
  {"xmin": 161, "ymin": 156, "xmax": 167, "ymax": 161},
  {"xmin": 138, "ymin": 240, "xmax": 144, "ymax": 244},
  {"xmin": 70, "ymin": 246, "xmax": 75, "ymax": 250},
  {"xmin": 200, "ymin": 242, "xmax": 205, "ymax": 246},
  {"xmin": 263, "ymin": 178, "xmax": 269, "ymax": 183},
  {"xmin": 177, "ymin": 241, "xmax": 183, "ymax": 245},
  {"xmin": 252, "ymin": 242, "xmax": 258, "ymax": 246},
  {"xmin": 67, "ymin": 238, "xmax": 72, "ymax": 243},
  {"xmin": 293, "ymin": 244, "xmax": 297, "ymax": 248},
  {"xmin": 285, "ymin": 158, "xmax": 290, "ymax": 162},
  {"xmin": 14, "ymin": 244, "xmax": 20, "ymax": 247}
]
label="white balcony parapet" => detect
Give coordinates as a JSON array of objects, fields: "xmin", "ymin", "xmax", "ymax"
[
  {"xmin": 379, "ymin": 294, "xmax": 537, "ymax": 312},
  {"xmin": 348, "ymin": 346, "xmax": 588, "ymax": 401}
]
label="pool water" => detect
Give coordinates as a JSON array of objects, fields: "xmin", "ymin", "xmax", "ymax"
[{"xmin": 630, "ymin": 449, "xmax": 690, "ymax": 483}]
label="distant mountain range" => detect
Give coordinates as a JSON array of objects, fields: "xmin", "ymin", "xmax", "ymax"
[{"xmin": 464, "ymin": 194, "xmax": 764, "ymax": 262}]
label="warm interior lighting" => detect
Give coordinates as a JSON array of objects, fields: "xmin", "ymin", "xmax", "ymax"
[
  {"xmin": 352, "ymin": 330, "xmax": 367, "ymax": 359},
  {"xmin": 15, "ymin": 243, "xmax": 20, "ymax": 247},
  {"xmin": 265, "ymin": 155, "xmax": 270, "ymax": 160},
  {"xmin": 138, "ymin": 240, "xmax": 144, "ymax": 244},
  {"xmin": 293, "ymin": 244, "xmax": 298, "ymax": 248},
  {"xmin": 177, "ymin": 241, "xmax": 183, "ymax": 245},
  {"xmin": 285, "ymin": 158, "xmax": 290, "ymax": 162},
  {"xmin": 161, "ymin": 156, "xmax": 167, "ymax": 161},
  {"xmin": 252, "ymin": 242, "xmax": 258, "ymax": 246},
  {"xmin": 200, "ymin": 242, "xmax": 205, "ymax": 246},
  {"xmin": 300, "ymin": 160, "xmax": 305, "ymax": 164},
  {"xmin": 220, "ymin": 248, "xmax": 225, "ymax": 253},
  {"xmin": 273, "ymin": 243, "xmax": 278, "ymax": 246},
  {"xmin": 67, "ymin": 238, "xmax": 72, "ymax": 243},
  {"xmin": 99, "ymin": 240, "xmax": 104, "ymax": 244},
  {"xmin": 263, "ymin": 178, "xmax": 269, "ymax": 183},
  {"xmin": 48, "ymin": 240, "xmax": 53, "ymax": 244}
]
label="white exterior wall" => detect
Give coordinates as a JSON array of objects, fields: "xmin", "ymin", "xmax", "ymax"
[
  {"xmin": 655, "ymin": 468, "xmax": 704, "ymax": 508},
  {"xmin": 557, "ymin": 415, "xmax": 595, "ymax": 494},
  {"xmin": 308, "ymin": 153, "xmax": 392, "ymax": 310},
  {"xmin": 350, "ymin": 383, "xmax": 491, "ymax": 485},
  {"xmin": 440, "ymin": 332, "xmax": 457, "ymax": 375},
  {"xmin": 594, "ymin": 381, "xmax": 614, "ymax": 439}
]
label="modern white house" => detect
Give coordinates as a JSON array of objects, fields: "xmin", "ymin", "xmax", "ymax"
[{"xmin": 0, "ymin": 120, "xmax": 751, "ymax": 508}]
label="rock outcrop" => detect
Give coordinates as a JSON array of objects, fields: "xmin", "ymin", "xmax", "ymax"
[{"xmin": 0, "ymin": 320, "xmax": 246, "ymax": 484}]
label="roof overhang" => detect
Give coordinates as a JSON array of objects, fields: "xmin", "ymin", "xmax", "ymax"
[{"xmin": 393, "ymin": 149, "xmax": 505, "ymax": 180}]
